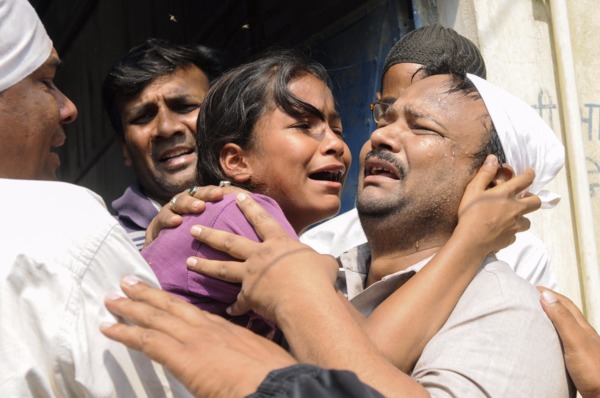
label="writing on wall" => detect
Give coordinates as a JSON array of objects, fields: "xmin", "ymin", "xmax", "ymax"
[
  {"xmin": 533, "ymin": 89, "xmax": 558, "ymax": 129},
  {"xmin": 532, "ymin": 89, "xmax": 600, "ymax": 197},
  {"xmin": 582, "ymin": 103, "xmax": 600, "ymax": 142},
  {"xmin": 589, "ymin": 157, "xmax": 600, "ymax": 198},
  {"xmin": 581, "ymin": 104, "xmax": 600, "ymax": 198}
]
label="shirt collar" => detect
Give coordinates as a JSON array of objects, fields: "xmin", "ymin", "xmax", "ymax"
[{"xmin": 337, "ymin": 243, "xmax": 434, "ymax": 315}]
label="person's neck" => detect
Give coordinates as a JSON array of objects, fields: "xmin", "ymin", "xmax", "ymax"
[
  {"xmin": 361, "ymin": 218, "xmax": 452, "ymax": 286},
  {"xmin": 138, "ymin": 183, "xmax": 170, "ymax": 207},
  {"xmin": 366, "ymin": 238, "xmax": 447, "ymax": 287}
]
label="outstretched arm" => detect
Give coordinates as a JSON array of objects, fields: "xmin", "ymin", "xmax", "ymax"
[
  {"xmin": 101, "ymin": 278, "xmax": 296, "ymax": 398},
  {"xmin": 101, "ymin": 279, "xmax": 387, "ymax": 398},
  {"xmin": 538, "ymin": 287, "xmax": 600, "ymax": 398},
  {"xmin": 188, "ymin": 194, "xmax": 429, "ymax": 397}
]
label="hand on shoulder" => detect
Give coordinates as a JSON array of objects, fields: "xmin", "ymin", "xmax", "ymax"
[{"xmin": 538, "ymin": 287, "xmax": 600, "ymax": 398}]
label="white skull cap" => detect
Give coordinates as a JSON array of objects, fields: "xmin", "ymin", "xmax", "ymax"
[
  {"xmin": 467, "ymin": 74, "xmax": 565, "ymax": 209},
  {"xmin": 0, "ymin": 0, "xmax": 52, "ymax": 92}
]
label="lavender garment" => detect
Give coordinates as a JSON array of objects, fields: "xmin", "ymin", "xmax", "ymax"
[
  {"xmin": 142, "ymin": 193, "xmax": 298, "ymax": 339},
  {"xmin": 112, "ymin": 182, "xmax": 159, "ymax": 250}
]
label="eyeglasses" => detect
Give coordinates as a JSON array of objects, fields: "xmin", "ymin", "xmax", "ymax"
[{"xmin": 369, "ymin": 101, "xmax": 393, "ymax": 125}]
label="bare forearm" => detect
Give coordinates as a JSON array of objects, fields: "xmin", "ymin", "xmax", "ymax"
[
  {"xmin": 365, "ymin": 226, "xmax": 488, "ymax": 372},
  {"xmin": 276, "ymin": 286, "xmax": 429, "ymax": 398},
  {"xmin": 359, "ymin": 159, "xmax": 536, "ymax": 372}
]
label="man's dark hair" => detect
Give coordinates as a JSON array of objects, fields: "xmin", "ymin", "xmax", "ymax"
[
  {"xmin": 102, "ymin": 38, "xmax": 225, "ymax": 141},
  {"xmin": 196, "ymin": 49, "xmax": 333, "ymax": 191},
  {"xmin": 417, "ymin": 50, "xmax": 506, "ymax": 169}
]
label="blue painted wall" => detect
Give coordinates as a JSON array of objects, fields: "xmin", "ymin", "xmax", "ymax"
[{"xmin": 309, "ymin": 0, "xmax": 413, "ymax": 214}]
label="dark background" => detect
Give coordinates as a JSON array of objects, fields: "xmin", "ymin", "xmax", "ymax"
[{"xmin": 30, "ymin": 0, "xmax": 418, "ymax": 214}]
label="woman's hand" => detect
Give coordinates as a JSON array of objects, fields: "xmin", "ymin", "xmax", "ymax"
[{"xmin": 538, "ymin": 287, "xmax": 600, "ymax": 398}]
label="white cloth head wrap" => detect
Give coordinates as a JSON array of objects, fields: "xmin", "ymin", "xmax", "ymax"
[
  {"xmin": 467, "ymin": 73, "xmax": 564, "ymax": 208},
  {"xmin": 0, "ymin": 0, "xmax": 52, "ymax": 92}
]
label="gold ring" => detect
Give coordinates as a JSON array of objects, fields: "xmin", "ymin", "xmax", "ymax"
[{"xmin": 169, "ymin": 196, "xmax": 177, "ymax": 210}]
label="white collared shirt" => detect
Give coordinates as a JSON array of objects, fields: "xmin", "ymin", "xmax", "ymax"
[{"xmin": 0, "ymin": 179, "xmax": 192, "ymax": 398}]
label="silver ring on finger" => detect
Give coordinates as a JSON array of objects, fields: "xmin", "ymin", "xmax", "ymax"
[{"xmin": 169, "ymin": 196, "xmax": 177, "ymax": 211}]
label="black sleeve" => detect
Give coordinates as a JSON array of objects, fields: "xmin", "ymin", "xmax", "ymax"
[{"xmin": 247, "ymin": 364, "xmax": 385, "ymax": 398}]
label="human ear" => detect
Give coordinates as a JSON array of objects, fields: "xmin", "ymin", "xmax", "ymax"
[
  {"xmin": 219, "ymin": 143, "xmax": 252, "ymax": 183},
  {"xmin": 488, "ymin": 164, "xmax": 515, "ymax": 188},
  {"xmin": 375, "ymin": 92, "xmax": 382, "ymax": 101}
]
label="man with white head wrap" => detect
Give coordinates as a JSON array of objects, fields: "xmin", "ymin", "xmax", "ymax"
[
  {"xmin": 326, "ymin": 70, "xmax": 573, "ymax": 397},
  {"xmin": 468, "ymin": 73, "xmax": 564, "ymax": 207},
  {"xmin": 0, "ymin": 0, "xmax": 77, "ymax": 180},
  {"xmin": 301, "ymin": 24, "xmax": 558, "ymax": 291},
  {"xmin": 0, "ymin": 0, "xmax": 192, "ymax": 396}
]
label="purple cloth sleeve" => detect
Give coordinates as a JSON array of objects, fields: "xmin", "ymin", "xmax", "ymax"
[{"xmin": 142, "ymin": 193, "xmax": 298, "ymax": 339}]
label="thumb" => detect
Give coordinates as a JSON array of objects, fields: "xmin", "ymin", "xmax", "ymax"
[
  {"xmin": 468, "ymin": 155, "xmax": 499, "ymax": 193},
  {"xmin": 226, "ymin": 294, "xmax": 251, "ymax": 317},
  {"xmin": 459, "ymin": 155, "xmax": 499, "ymax": 217},
  {"xmin": 539, "ymin": 288, "xmax": 585, "ymax": 349}
]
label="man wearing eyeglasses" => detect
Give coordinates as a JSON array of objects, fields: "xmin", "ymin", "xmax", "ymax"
[{"xmin": 300, "ymin": 24, "xmax": 557, "ymax": 291}]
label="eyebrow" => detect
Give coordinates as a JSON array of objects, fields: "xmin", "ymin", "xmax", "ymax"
[
  {"xmin": 35, "ymin": 58, "xmax": 63, "ymax": 78},
  {"xmin": 327, "ymin": 107, "xmax": 341, "ymax": 122},
  {"xmin": 379, "ymin": 96, "xmax": 397, "ymax": 105},
  {"xmin": 402, "ymin": 103, "xmax": 448, "ymax": 134},
  {"xmin": 165, "ymin": 94, "xmax": 203, "ymax": 105},
  {"xmin": 293, "ymin": 102, "xmax": 328, "ymax": 122},
  {"xmin": 123, "ymin": 102, "xmax": 158, "ymax": 120},
  {"xmin": 124, "ymin": 94, "xmax": 201, "ymax": 116}
]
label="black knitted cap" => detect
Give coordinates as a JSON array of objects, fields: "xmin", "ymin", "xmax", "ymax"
[{"xmin": 383, "ymin": 23, "xmax": 486, "ymax": 78}]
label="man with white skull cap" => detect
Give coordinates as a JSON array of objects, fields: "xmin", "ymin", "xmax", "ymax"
[
  {"xmin": 0, "ymin": 0, "xmax": 193, "ymax": 396},
  {"xmin": 0, "ymin": 0, "xmax": 77, "ymax": 180}
]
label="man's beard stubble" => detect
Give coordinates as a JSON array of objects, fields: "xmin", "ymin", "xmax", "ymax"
[{"xmin": 356, "ymin": 187, "xmax": 458, "ymax": 253}]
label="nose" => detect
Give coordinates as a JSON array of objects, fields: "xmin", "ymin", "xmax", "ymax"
[
  {"xmin": 368, "ymin": 125, "xmax": 402, "ymax": 153},
  {"xmin": 322, "ymin": 129, "xmax": 346, "ymax": 158},
  {"xmin": 155, "ymin": 108, "xmax": 186, "ymax": 138},
  {"xmin": 57, "ymin": 89, "xmax": 78, "ymax": 125}
]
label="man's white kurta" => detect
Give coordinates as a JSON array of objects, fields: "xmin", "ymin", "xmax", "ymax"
[{"xmin": 0, "ymin": 179, "xmax": 192, "ymax": 398}]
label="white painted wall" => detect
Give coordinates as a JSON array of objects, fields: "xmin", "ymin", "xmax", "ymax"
[
  {"xmin": 565, "ymin": 0, "xmax": 600, "ymax": 326},
  {"xmin": 436, "ymin": 0, "xmax": 600, "ymax": 327}
]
